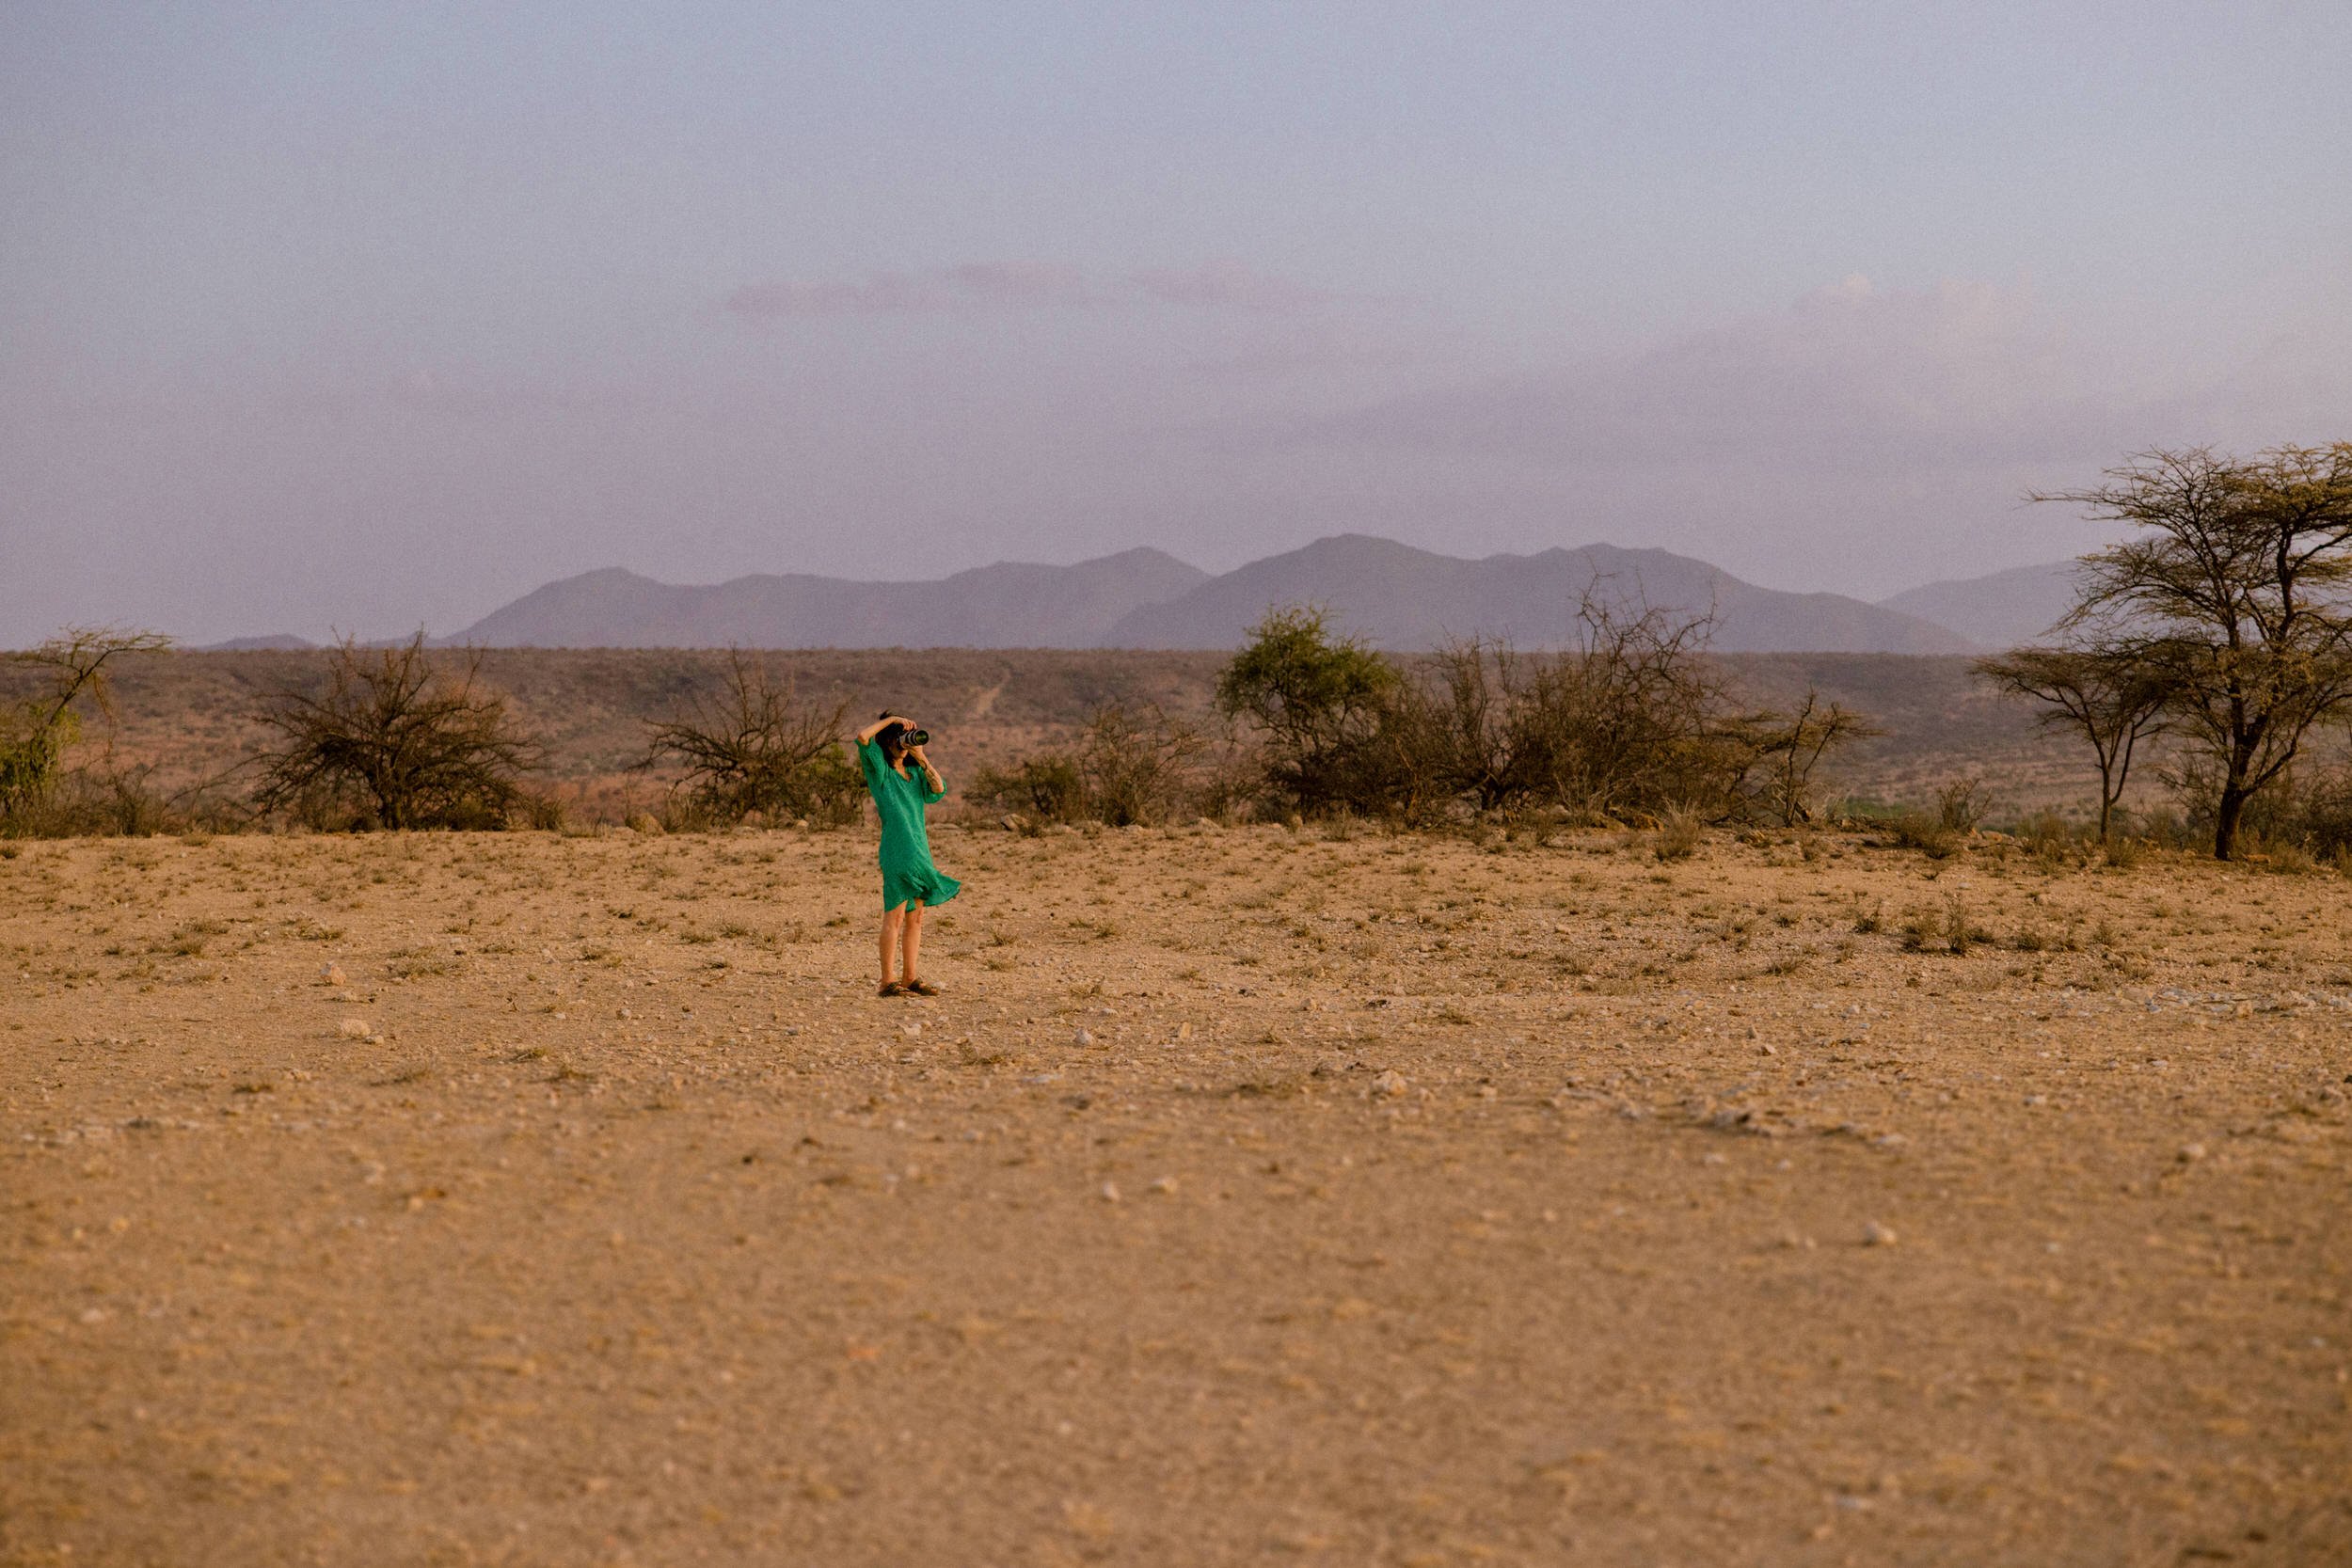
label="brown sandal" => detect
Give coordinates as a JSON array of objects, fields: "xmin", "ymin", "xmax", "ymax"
[
  {"xmin": 903, "ymin": 979, "xmax": 940, "ymax": 997},
  {"xmin": 877, "ymin": 981, "xmax": 907, "ymax": 997}
]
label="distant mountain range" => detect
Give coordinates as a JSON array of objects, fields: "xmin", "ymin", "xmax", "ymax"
[
  {"xmin": 1874, "ymin": 560, "xmax": 2083, "ymax": 650},
  {"xmin": 201, "ymin": 537, "xmax": 2094, "ymax": 655},
  {"xmin": 446, "ymin": 547, "xmax": 1208, "ymax": 651},
  {"xmin": 1101, "ymin": 535, "xmax": 1966, "ymax": 653},
  {"xmin": 197, "ymin": 632, "xmax": 321, "ymax": 652}
]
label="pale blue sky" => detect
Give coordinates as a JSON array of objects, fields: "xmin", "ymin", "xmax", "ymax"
[{"xmin": 4, "ymin": 1, "xmax": 2346, "ymax": 642}]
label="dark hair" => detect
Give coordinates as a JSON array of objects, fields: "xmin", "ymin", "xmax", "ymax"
[{"xmin": 876, "ymin": 714, "xmax": 910, "ymax": 765}]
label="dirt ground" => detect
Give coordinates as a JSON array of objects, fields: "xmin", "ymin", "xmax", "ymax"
[{"xmin": 4, "ymin": 823, "xmax": 2347, "ymax": 1566}]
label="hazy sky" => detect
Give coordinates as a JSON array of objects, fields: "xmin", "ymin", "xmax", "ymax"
[{"xmin": 5, "ymin": 1, "xmax": 2347, "ymax": 645}]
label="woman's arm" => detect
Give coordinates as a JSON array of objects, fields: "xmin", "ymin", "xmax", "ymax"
[
  {"xmin": 908, "ymin": 743, "xmax": 946, "ymax": 801},
  {"xmin": 856, "ymin": 714, "xmax": 912, "ymax": 746}
]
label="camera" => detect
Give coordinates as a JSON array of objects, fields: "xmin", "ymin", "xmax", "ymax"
[{"xmin": 900, "ymin": 727, "xmax": 930, "ymax": 748}]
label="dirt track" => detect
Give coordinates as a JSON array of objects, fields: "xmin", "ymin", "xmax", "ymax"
[{"xmin": 4, "ymin": 825, "xmax": 2348, "ymax": 1565}]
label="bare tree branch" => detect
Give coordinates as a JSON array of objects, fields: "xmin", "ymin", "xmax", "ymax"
[
  {"xmin": 251, "ymin": 635, "xmax": 541, "ymax": 830},
  {"xmin": 640, "ymin": 650, "xmax": 858, "ymax": 826},
  {"xmin": 2, "ymin": 626, "xmax": 174, "ymax": 817}
]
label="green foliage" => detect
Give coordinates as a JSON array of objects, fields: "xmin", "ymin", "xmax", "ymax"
[
  {"xmin": 1, "ymin": 627, "xmax": 174, "ymax": 833},
  {"xmin": 0, "ymin": 716, "xmax": 72, "ymax": 816},
  {"xmin": 1215, "ymin": 607, "xmax": 1402, "ymax": 816}
]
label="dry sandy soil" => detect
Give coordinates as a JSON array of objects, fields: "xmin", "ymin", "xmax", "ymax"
[{"xmin": 4, "ymin": 823, "xmax": 2347, "ymax": 1566}]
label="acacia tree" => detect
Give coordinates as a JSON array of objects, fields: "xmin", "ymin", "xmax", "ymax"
[
  {"xmin": 2037, "ymin": 444, "xmax": 2352, "ymax": 859},
  {"xmin": 1974, "ymin": 645, "xmax": 2170, "ymax": 841},
  {"xmin": 0, "ymin": 626, "xmax": 172, "ymax": 819},
  {"xmin": 253, "ymin": 635, "xmax": 540, "ymax": 829}
]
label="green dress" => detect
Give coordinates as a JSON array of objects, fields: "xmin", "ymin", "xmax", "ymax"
[{"xmin": 858, "ymin": 737, "xmax": 961, "ymax": 912}]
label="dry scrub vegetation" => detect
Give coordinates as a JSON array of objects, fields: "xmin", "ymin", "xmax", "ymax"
[
  {"xmin": 5, "ymin": 821, "xmax": 2347, "ymax": 1564},
  {"xmin": 0, "ymin": 643, "xmax": 2095, "ymax": 835}
]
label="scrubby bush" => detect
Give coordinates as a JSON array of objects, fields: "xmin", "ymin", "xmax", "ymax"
[
  {"xmin": 2013, "ymin": 810, "xmax": 2072, "ymax": 857},
  {"xmin": 968, "ymin": 705, "xmax": 1204, "ymax": 827},
  {"xmin": 1076, "ymin": 705, "xmax": 1207, "ymax": 825},
  {"xmin": 2, "ymin": 752, "xmax": 247, "ymax": 839},
  {"xmin": 954, "ymin": 594, "xmax": 1872, "ymax": 833},
  {"xmin": 968, "ymin": 753, "xmax": 1088, "ymax": 826},
  {"xmin": 1212, "ymin": 596, "xmax": 1872, "ymax": 829},
  {"xmin": 1, "ymin": 627, "xmax": 173, "ymax": 835},
  {"xmin": 1650, "ymin": 805, "xmax": 1706, "ymax": 861},
  {"xmin": 1496, "ymin": 601, "xmax": 1739, "ymax": 822},
  {"xmin": 2195, "ymin": 762, "xmax": 2352, "ymax": 868},
  {"xmin": 2133, "ymin": 809, "xmax": 2200, "ymax": 852},
  {"xmin": 2279, "ymin": 769, "xmax": 2352, "ymax": 862},
  {"xmin": 251, "ymin": 635, "xmax": 543, "ymax": 830},
  {"xmin": 11, "ymin": 760, "xmax": 182, "ymax": 837},
  {"xmin": 641, "ymin": 650, "xmax": 859, "ymax": 828},
  {"xmin": 1887, "ymin": 812, "xmax": 1961, "ymax": 859},
  {"xmin": 1934, "ymin": 776, "xmax": 1992, "ymax": 834},
  {"xmin": 1730, "ymin": 690, "xmax": 1881, "ymax": 829},
  {"xmin": 1877, "ymin": 778, "xmax": 1997, "ymax": 861},
  {"xmin": 1896, "ymin": 896, "xmax": 1989, "ymax": 954},
  {"xmin": 1215, "ymin": 607, "xmax": 1402, "ymax": 816}
]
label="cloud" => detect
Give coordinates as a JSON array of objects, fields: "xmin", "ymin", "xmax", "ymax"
[
  {"xmin": 1307, "ymin": 275, "xmax": 2182, "ymax": 474},
  {"xmin": 1168, "ymin": 315, "xmax": 1427, "ymax": 384},
  {"xmin": 723, "ymin": 274, "xmax": 955, "ymax": 318},
  {"xmin": 941, "ymin": 261, "xmax": 1091, "ymax": 307},
  {"xmin": 1127, "ymin": 261, "xmax": 1340, "ymax": 312},
  {"xmin": 722, "ymin": 260, "xmax": 1340, "ymax": 320}
]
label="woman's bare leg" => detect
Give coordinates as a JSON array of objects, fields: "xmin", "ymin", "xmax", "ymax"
[
  {"xmin": 899, "ymin": 902, "xmax": 925, "ymax": 984},
  {"xmin": 879, "ymin": 906, "xmax": 904, "ymax": 986}
]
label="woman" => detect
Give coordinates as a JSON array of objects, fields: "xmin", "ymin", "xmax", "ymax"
[{"xmin": 854, "ymin": 712, "xmax": 961, "ymax": 996}]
